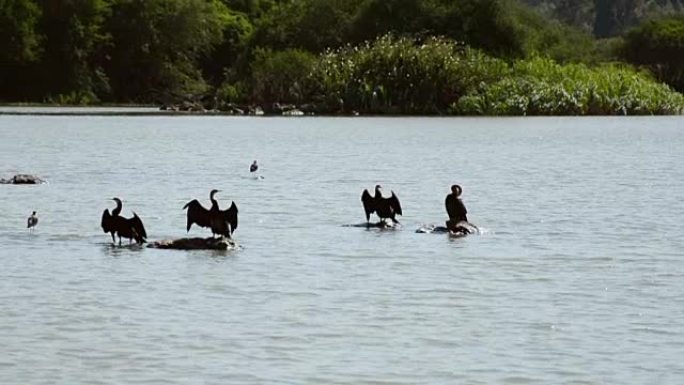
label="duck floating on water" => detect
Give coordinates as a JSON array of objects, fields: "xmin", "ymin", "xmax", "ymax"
[
  {"xmin": 361, "ymin": 185, "xmax": 402, "ymax": 227},
  {"xmin": 183, "ymin": 189, "xmax": 238, "ymax": 238},
  {"xmin": 101, "ymin": 198, "xmax": 147, "ymax": 245}
]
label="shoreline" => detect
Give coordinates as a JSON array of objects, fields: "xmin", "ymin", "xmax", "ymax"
[{"xmin": 1, "ymin": 106, "xmax": 682, "ymax": 117}]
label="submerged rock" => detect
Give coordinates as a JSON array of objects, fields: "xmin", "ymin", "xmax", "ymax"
[
  {"xmin": 147, "ymin": 237, "xmax": 236, "ymax": 250},
  {"xmin": 344, "ymin": 221, "xmax": 399, "ymax": 229},
  {"xmin": 0, "ymin": 174, "xmax": 45, "ymax": 184},
  {"xmin": 416, "ymin": 222, "xmax": 476, "ymax": 236}
]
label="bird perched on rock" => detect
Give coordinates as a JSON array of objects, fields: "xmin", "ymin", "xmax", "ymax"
[
  {"xmin": 183, "ymin": 189, "xmax": 238, "ymax": 238},
  {"xmin": 101, "ymin": 198, "xmax": 147, "ymax": 245},
  {"xmin": 361, "ymin": 185, "xmax": 402, "ymax": 226}
]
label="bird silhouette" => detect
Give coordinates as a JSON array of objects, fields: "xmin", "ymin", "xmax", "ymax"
[
  {"xmin": 183, "ymin": 189, "xmax": 238, "ymax": 238},
  {"xmin": 27, "ymin": 211, "xmax": 38, "ymax": 232},
  {"xmin": 361, "ymin": 185, "xmax": 403, "ymax": 226},
  {"xmin": 101, "ymin": 198, "xmax": 147, "ymax": 245}
]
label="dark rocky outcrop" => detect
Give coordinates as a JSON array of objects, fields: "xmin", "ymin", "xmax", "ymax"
[
  {"xmin": 0, "ymin": 174, "xmax": 45, "ymax": 184},
  {"xmin": 147, "ymin": 237, "xmax": 236, "ymax": 250}
]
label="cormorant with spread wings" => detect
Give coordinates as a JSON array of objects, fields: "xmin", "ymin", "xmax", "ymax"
[
  {"xmin": 361, "ymin": 185, "xmax": 402, "ymax": 226},
  {"xmin": 101, "ymin": 198, "xmax": 147, "ymax": 245},
  {"xmin": 183, "ymin": 189, "xmax": 238, "ymax": 238}
]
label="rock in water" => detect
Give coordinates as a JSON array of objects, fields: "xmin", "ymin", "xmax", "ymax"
[
  {"xmin": 344, "ymin": 221, "xmax": 399, "ymax": 229},
  {"xmin": 0, "ymin": 174, "xmax": 45, "ymax": 184},
  {"xmin": 147, "ymin": 237, "xmax": 236, "ymax": 250}
]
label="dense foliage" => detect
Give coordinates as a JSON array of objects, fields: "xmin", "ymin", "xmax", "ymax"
[
  {"xmin": 522, "ymin": 0, "xmax": 684, "ymax": 37},
  {"xmin": 257, "ymin": 36, "xmax": 683, "ymax": 115},
  {"xmin": 456, "ymin": 57, "xmax": 684, "ymax": 115},
  {"xmin": 0, "ymin": 0, "xmax": 682, "ymax": 115},
  {"xmin": 301, "ymin": 36, "xmax": 509, "ymax": 114},
  {"xmin": 621, "ymin": 15, "xmax": 684, "ymax": 92}
]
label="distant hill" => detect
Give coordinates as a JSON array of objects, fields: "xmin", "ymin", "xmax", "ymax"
[{"xmin": 520, "ymin": 0, "xmax": 684, "ymax": 37}]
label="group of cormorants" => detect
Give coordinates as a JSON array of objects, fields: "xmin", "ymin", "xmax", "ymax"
[
  {"xmin": 360, "ymin": 184, "xmax": 474, "ymax": 234},
  {"xmin": 98, "ymin": 189, "xmax": 239, "ymax": 246},
  {"xmin": 25, "ymin": 159, "xmax": 475, "ymax": 244}
]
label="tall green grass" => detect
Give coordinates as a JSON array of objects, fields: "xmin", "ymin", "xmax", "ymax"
[{"xmin": 457, "ymin": 57, "xmax": 684, "ymax": 115}]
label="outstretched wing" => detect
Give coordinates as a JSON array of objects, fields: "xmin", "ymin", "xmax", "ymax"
[
  {"xmin": 183, "ymin": 199, "xmax": 211, "ymax": 231},
  {"xmin": 101, "ymin": 209, "xmax": 114, "ymax": 233},
  {"xmin": 361, "ymin": 189, "xmax": 374, "ymax": 221},
  {"xmin": 221, "ymin": 201, "xmax": 239, "ymax": 234},
  {"xmin": 389, "ymin": 191, "xmax": 402, "ymax": 216},
  {"xmin": 131, "ymin": 212, "xmax": 147, "ymax": 241}
]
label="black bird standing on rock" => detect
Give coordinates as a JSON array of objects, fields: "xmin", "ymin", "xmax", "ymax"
[
  {"xmin": 183, "ymin": 189, "xmax": 238, "ymax": 238},
  {"xmin": 445, "ymin": 184, "xmax": 478, "ymax": 234},
  {"xmin": 361, "ymin": 185, "xmax": 403, "ymax": 226},
  {"xmin": 101, "ymin": 198, "xmax": 147, "ymax": 245}
]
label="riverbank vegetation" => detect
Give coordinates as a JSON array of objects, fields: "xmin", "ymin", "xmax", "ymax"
[{"xmin": 1, "ymin": 0, "xmax": 683, "ymax": 115}]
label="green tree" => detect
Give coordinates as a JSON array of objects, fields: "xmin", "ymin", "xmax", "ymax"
[
  {"xmin": 248, "ymin": 48, "xmax": 315, "ymax": 104},
  {"xmin": 621, "ymin": 15, "xmax": 684, "ymax": 91},
  {"xmin": 250, "ymin": 0, "xmax": 362, "ymax": 52},
  {"xmin": 0, "ymin": 0, "xmax": 42, "ymax": 101},
  {"xmin": 29, "ymin": 0, "xmax": 110, "ymax": 103},
  {"xmin": 201, "ymin": 9, "xmax": 253, "ymax": 86},
  {"xmin": 0, "ymin": 0, "xmax": 42, "ymax": 63},
  {"xmin": 102, "ymin": 0, "xmax": 229, "ymax": 102},
  {"xmin": 350, "ymin": 0, "xmax": 593, "ymax": 60},
  {"xmin": 220, "ymin": 0, "xmax": 283, "ymax": 18}
]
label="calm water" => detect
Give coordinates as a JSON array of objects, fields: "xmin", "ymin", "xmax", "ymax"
[{"xmin": 1, "ymin": 115, "xmax": 683, "ymax": 384}]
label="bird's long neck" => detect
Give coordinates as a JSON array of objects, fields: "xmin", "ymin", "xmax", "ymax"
[
  {"xmin": 210, "ymin": 192, "xmax": 219, "ymax": 211},
  {"xmin": 113, "ymin": 200, "xmax": 122, "ymax": 216},
  {"xmin": 375, "ymin": 187, "xmax": 382, "ymax": 198}
]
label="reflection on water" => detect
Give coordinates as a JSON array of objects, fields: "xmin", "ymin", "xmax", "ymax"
[{"xmin": 1, "ymin": 115, "xmax": 684, "ymax": 384}]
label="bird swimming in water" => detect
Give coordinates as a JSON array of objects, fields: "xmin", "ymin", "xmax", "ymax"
[
  {"xmin": 361, "ymin": 185, "xmax": 403, "ymax": 226},
  {"xmin": 27, "ymin": 211, "xmax": 38, "ymax": 232},
  {"xmin": 183, "ymin": 189, "xmax": 238, "ymax": 238},
  {"xmin": 101, "ymin": 198, "xmax": 147, "ymax": 245},
  {"xmin": 250, "ymin": 160, "xmax": 258, "ymax": 173}
]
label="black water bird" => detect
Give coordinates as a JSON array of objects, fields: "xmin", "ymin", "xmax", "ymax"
[
  {"xmin": 183, "ymin": 189, "xmax": 238, "ymax": 238},
  {"xmin": 445, "ymin": 185, "xmax": 468, "ymax": 224},
  {"xmin": 250, "ymin": 160, "xmax": 258, "ymax": 173},
  {"xmin": 101, "ymin": 198, "xmax": 147, "ymax": 245},
  {"xmin": 445, "ymin": 184, "xmax": 478, "ymax": 234},
  {"xmin": 361, "ymin": 185, "xmax": 402, "ymax": 226},
  {"xmin": 27, "ymin": 211, "xmax": 38, "ymax": 231}
]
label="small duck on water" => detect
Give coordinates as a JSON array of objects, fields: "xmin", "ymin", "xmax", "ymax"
[
  {"xmin": 27, "ymin": 211, "xmax": 38, "ymax": 232},
  {"xmin": 250, "ymin": 160, "xmax": 259, "ymax": 173}
]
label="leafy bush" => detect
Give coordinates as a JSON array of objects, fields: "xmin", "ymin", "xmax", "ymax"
[
  {"xmin": 296, "ymin": 35, "xmax": 683, "ymax": 115},
  {"xmin": 303, "ymin": 35, "xmax": 509, "ymax": 114},
  {"xmin": 248, "ymin": 48, "xmax": 317, "ymax": 105},
  {"xmin": 621, "ymin": 15, "xmax": 684, "ymax": 92}
]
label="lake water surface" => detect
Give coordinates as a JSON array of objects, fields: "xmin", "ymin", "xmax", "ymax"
[{"xmin": 1, "ymin": 114, "xmax": 683, "ymax": 384}]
